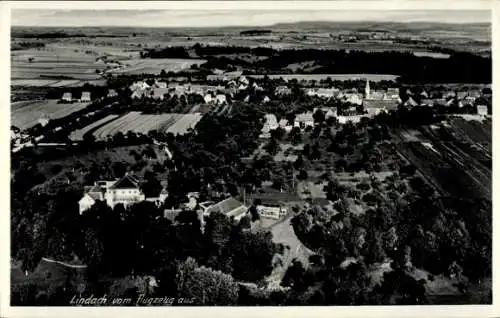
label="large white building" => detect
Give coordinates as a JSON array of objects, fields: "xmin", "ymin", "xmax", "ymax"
[
  {"xmin": 80, "ymin": 91, "xmax": 91, "ymax": 102},
  {"xmin": 78, "ymin": 174, "xmax": 168, "ymax": 214}
]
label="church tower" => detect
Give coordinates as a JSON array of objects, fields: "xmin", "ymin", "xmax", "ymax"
[{"xmin": 365, "ymin": 79, "xmax": 371, "ymax": 99}]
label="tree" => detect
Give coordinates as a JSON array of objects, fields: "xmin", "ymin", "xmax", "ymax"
[
  {"xmin": 297, "ymin": 170, "xmax": 308, "ymax": 181},
  {"xmin": 82, "ymin": 228, "xmax": 104, "ymax": 270},
  {"xmin": 204, "ymin": 212, "xmax": 233, "ymax": 256},
  {"xmin": 264, "ymin": 138, "xmax": 280, "ymax": 156},
  {"xmin": 229, "ymin": 231, "xmax": 277, "ymax": 282},
  {"xmin": 294, "ymin": 154, "xmax": 305, "ymax": 169},
  {"xmin": 281, "ymin": 259, "xmax": 307, "ymax": 291},
  {"xmin": 176, "ymin": 257, "xmax": 239, "ymax": 305},
  {"xmin": 313, "ymin": 109, "xmax": 325, "ymax": 125},
  {"xmin": 141, "ymin": 171, "xmax": 163, "ymax": 198},
  {"xmin": 364, "ymin": 229, "xmax": 387, "ymax": 265},
  {"xmin": 112, "ymin": 161, "xmax": 127, "ymax": 178}
]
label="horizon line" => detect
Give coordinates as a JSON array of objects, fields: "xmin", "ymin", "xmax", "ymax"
[{"xmin": 11, "ymin": 20, "xmax": 492, "ymax": 29}]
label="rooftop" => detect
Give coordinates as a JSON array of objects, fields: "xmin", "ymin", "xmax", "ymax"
[
  {"xmin": 204, "ymin": 197, "xmax": 247, "ymax": 217},
  {"xmin": 108, "ymin": 174, "xmax": 141, "ymax": 190}
]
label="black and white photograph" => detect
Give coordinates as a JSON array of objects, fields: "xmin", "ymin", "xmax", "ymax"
[{"xmin": 3, "ymin": 0, "xmax": 495, "ymax": 313}]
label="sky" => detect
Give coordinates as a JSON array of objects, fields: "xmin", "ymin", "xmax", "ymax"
[{"xmin": 11, "ymin": 9, "xmax": 491, "ymax": 28}]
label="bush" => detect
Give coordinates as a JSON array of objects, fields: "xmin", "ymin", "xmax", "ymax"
[{"xmin": 356, "ymin": 182, "xmax": 371, "ymax": 191}]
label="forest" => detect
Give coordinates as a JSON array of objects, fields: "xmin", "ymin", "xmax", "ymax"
[{"xmin": 140, "ymin": 44, "xmax": 491, "ymax": 84}]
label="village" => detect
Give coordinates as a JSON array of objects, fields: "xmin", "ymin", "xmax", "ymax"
[{"xmin": 9, "ymin": 11, "xmax": 493, "ymax": 307}]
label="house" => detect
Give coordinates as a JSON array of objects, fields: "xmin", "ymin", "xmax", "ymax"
[
  {"xmin": 54, "ymin": 126, "xmax": 62, "ymax": 132},
  {"xmin": 156, "ymin": 81, "xmax": 167, "ymax": 89},
  {"xmin": 294, "ymin": 112, "xmax": 315, "ymax": 128},
  {"xmin": 61, "ymin": 92, "xmax": 72, "ymax": 102},
  {"xmin": 343, "ymin": 93, "xmax": 363, "ymax": 105},
  {"xmin": 420, "ymin": 99, "xmax": 434, "ymax": 107},
  {"xmin": 337, "ymin": 115, "xmax": 367, "ymax": 124},
  {"xmin": 279, "ymin": 119, "xmax": 293, "ymax": 132},
  {"xmin": 387, "ymin": 87, "xmax": 400, "ymax": 99},
  {"xmin": 261, "ymin": 114, "xmax": 279, "ymax": 135},
  {"xmin": 306, "ymin": 88, "xmax": 338, "ymax": 98},
  {"xmin": 313, "ymin": 107, "xmax": 337, "ymax": 119},
  {"xmin": 78, "ymin": 174, "xmax": 168, "ymax": 214},
  {"xmin": 457, "ymin": 91, "xmax": 468, "ymax": 100},
  {"xmin": 152, "ymin": 88, "xmax": 170, "ymax": 100},
  {"xmin": 477, "ymin": 105, "xmax": 488, "ymax": 116},
  {"xmin": 238, "ymin": 76, "xmax": 250, "ymax": 86},
  {"xmin": 199, "ymin": 197, "xmax": 248, "ymax": 222},
  {"xmin": 404, "ymin": 97, "xmax": 418, "ymax": 107},
  {"xmin": 275, "ymin": 86, "xmax": 292, "ymax": 96},
  {"xmin": 444, "ymin": 91, "xmax": 456, "ymax": 99},
  {"xmin": 252, "ymin": 191, "xmax": 299, "ymax": 219},
  {"xmin": 104, "ymin": 174, "xmax": 145, "ymax": 210},
  {"xmin": 464, "ymin": 96, "xmax": 477, "ymax": 105},
  {"xmin": 129, "ymin": 81, "xmax": 150, "ymax": 91},
  {"xmin": 80, "ymin": 91, "xmax": 91, "ymax": 102},
  {"xmin": 367, "ymin": 91, "xmax": 386, "ymax": 100},
  {"xmin": 107, "ymin": 89, "xmax": 118, "ymax": 98},
  {"xmin": 262, "ymin": 96, "xmax": 271, "ymax": 103},
  {"xmin": 468, "ymin": 89, "xmax": 482, "ymax": 99},
  {"xmin": 257, "ymin": 203, "xmax": 288, "ymax": 219},
  {"xmin": 364, "ymin": 99, "xmax": 399, "ymax": 115},
  {"xmin": 131, "ymin": 91, "xmax": 144, "ymax": 99},
  {"xmin": 204, "ymin": 93, "xmax": 213, "ymax": 104},
  {"xmin": 10, "ymin": 126, "xmax": 20, "ymax": 140},
  {"xmin": 252, "ymin": 82, "xmax": 264, "ymax": 91},
  {"xmin": 215, "ymin": 94, "xmax": 227, "ymax": 105},
  {"xmin": 185, "ymin": 192, "xmax": 200, "ymax": 211}
]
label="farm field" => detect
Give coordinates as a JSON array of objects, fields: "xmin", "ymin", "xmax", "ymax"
[
  {"xmin": 91, "ymin": 111, "xmax": 203, "ymax": 139},
  {"xmin": 395, "ymin": 118, "xmax": 492, "ymax": 200},
  {"xmin": 11, "ymin": 99, "xmax": 91, "ymax": 130},
  {"xmin": 69, "ymin": 114, "xmax": 120, "ymax": 141},
  {"xmin": 11, "ymin": 79, "xmax": 107, "ymax": 87},
  {"xmin": 166, "ymin": 113, "xmax": 203, "ymax": 134},
  {"xmin": 11, "ymin": 44, "xmax": 111, "ymax": 82},
  {"xmin": 110, "ymin": 58, "xmax": 207, "ymax": 75}
]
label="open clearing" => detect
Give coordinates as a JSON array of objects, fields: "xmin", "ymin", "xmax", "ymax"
[
  {"xmin": 11, "ymin": 99, "xmax": 90, "ymax": 130},
  {"xmin": 262, "ymin": 215, "xmax": 313, "ymax": 288},
  {"xmin": 91, "ymin": 111, "xmax": 203, "ymax": 139}
]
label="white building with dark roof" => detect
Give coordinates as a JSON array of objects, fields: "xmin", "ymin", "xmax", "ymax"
[
  {"xmin": 78, "ymin": 174, "xmax": 168, "ymax": 214},
  {"xmin": 80, "ymin": 91, "xmax": 91, "ymax": 102},
  {"xmin": 107, "ymin": 89, "xmax": 118, "ymax": 98},
  {"xmin": 61, "ymin": 92, "xmax": 72, "ymax": 102}
]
